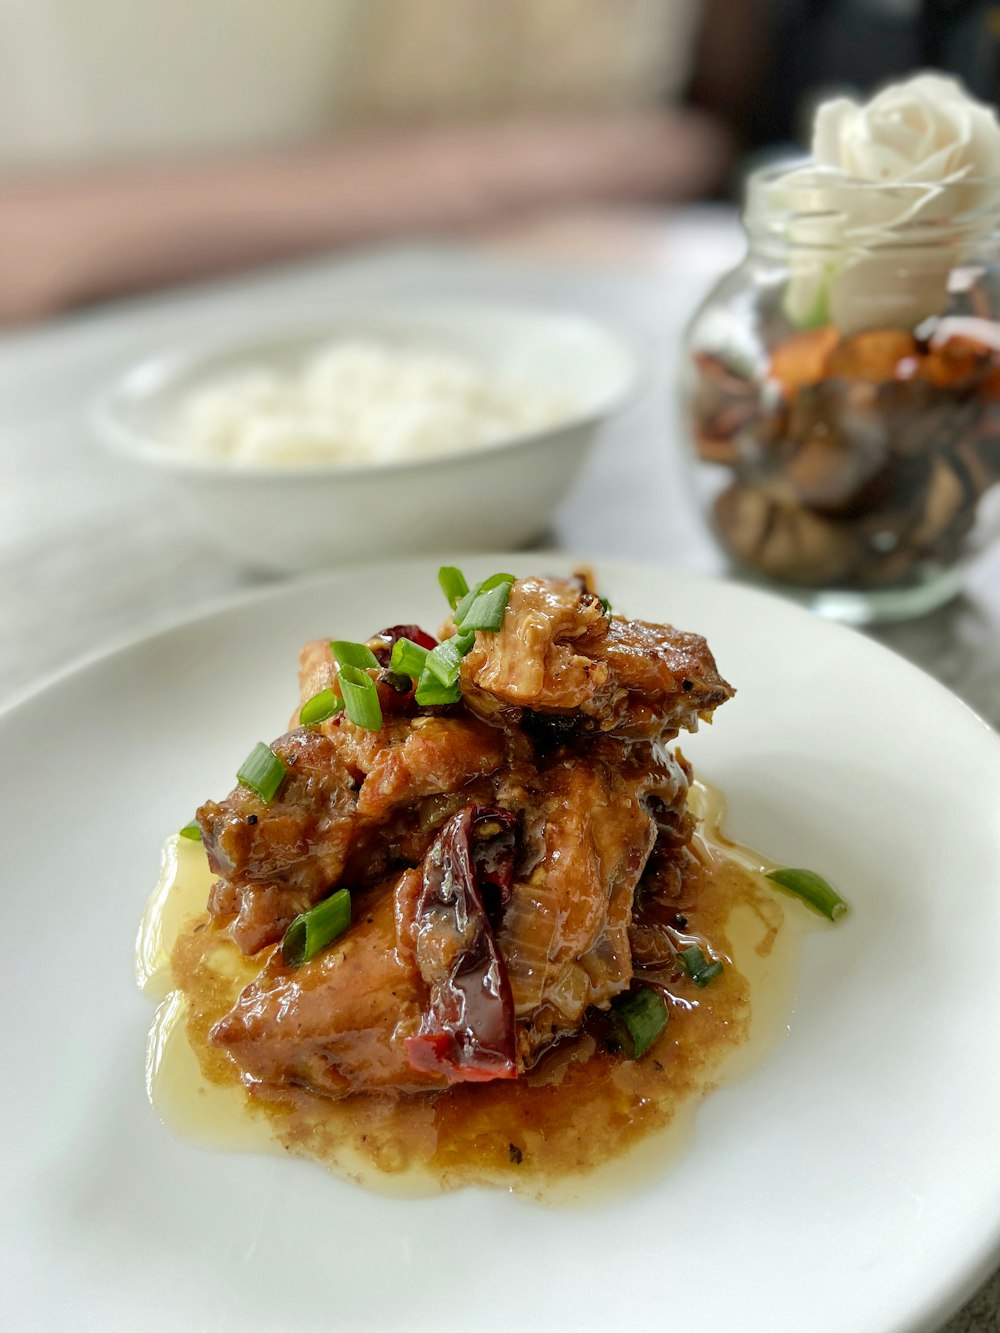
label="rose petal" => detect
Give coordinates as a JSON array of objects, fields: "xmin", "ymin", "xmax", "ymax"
[
  {"xmin": 813, "ymin": 97, "xmax": 859, "ymax": 168},
  {"xmin": 964, "ymin": 103, "xmax": 1000, "ymax": 176}
]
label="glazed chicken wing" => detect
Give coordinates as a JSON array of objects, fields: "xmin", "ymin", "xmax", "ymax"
[
  {"xmin": 458, "ymin": 575, "xmax": 733, "ymax": 739},
  {"xmin": 199, "ymin": 573, "xmax": 733, "ymax": 1098}
]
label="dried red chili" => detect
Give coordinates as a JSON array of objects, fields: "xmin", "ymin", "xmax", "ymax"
[{"xmin": 405, "ymin": 805, "xmax": 518, "ymax": 1083}]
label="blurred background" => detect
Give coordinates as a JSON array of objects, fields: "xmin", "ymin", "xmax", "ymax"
[
  {"xmin": 3, "ymin": 0, "xmax": 1000, "ymax": 323},
  {"xmin": 4, "ymin": 0, "xmax": 1000, "ymax": 738}
]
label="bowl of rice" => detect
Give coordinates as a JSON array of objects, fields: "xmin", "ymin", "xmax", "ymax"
[{"xmin": 94, "ymin": 302, "xmax": 640, "ymax": 571}]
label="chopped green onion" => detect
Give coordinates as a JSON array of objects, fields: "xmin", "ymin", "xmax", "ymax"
[
  {"xmin": 477, "ymin": 572, "xmax": 517, "ymax": 594},
  {"xmin": 679, "ymin": 944, "xmax": 724, "ymax": 988},
  {"xmin": 438, "ymin": 566, "xmax": 469, "ymax": 609},
  {"xmin": 237, "ymin": 742, "xmax": 287, "ymax": 804},
  {"xmin": 389, "ymin": 636, "xmax": 431, "ymax": 680},
  {"xmin": 330, "ymin": 640, "xmax": 380, "ymax": 671},
  {"xmin": 451, "ymin": 572, "xmax": 515, "ymax": 628},
  {"xmin": 452, "ymin": 586, "xmax": 478, "ymax": 626},
  {"xmin": 281, "ymin": 888, "xmax": 352, "ymax": 967},
  {"xmin": 414, "ymin": 667, "xmax": 462, "ymax": 706},
  {"xmin": 423, "ymin": 632, "xmax": 475, "ymax": 688},
  {"xmin": 299, "ymin": 688, "xmax": 344, "ymax": 726},
  {"xmin": 694, "ymin": 960, "xmax": 724, "ymax": 986},
  {"xmin": 608, "ymin": 986, "xmax": 669, "ymax": 1060},
  {"xmin": 766, "ymin": 867, "xmax": 849, "ymax": 922},
  {"xmin": 412, "ymin": 620, "xmax": 478, "ymax": 705},
  {"xmin": 678, "ymin": 944, "xmax": 708, "ymax": 977},
  {"xmin": 599, "ymin": 595, "xmax": 612, "ymax": 616},
  {"xmin": 178, "ymin": 820, "xmax": 202, "ymax": 841},
  {"xmin": 337, "ymin": 663, "xmax": 383, "ymax": 731},
  {"xmin": 455, "ymin": 575, "xmax": 515, "ymax": 633}
]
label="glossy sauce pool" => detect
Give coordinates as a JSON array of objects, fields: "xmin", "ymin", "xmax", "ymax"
[{"xmin": 137, "ymin": 780, "xmax": 818, "ymax": 1201}]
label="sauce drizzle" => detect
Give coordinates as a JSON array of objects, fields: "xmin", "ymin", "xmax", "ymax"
[{"xmin": 137, "ymin": 781, "xmax": 816, "ymax": 1201}]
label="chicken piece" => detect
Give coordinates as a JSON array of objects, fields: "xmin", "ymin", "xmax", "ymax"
[
  {"xmin": 296, "ymin": 631, "xmax": 506, "ymax": 815},
  {"xmin": 459, "ymin": 575, "xmax": 733, "ymax": 740},
  {"xmin": 203, "ymin": 706, "xmax": 506, "ymax": 956},
  {"xmin": 200, "ymin": 576, "xmax": 732, "ymax": 1094},
  {"xmin": 296, "ymin": 638, "xmax": 335, "ymax": 717},
  {"xmin": 211, "ymin": 872, "xmax": 448, "ymax": 1098},
  {"xmin": 336, "ymin": 716, "xmax": 505, "ymax": 821},
  {"xmin": 210, "ymin": 742, "xmax": 695, "ymax": 1093},
  {"xmin": 498, "ymin": 754, "xmax": 657, "ymax": 1063},
  {"xmin": 199, "ymin": 729, "xmax": 359, "ymax": 955}
]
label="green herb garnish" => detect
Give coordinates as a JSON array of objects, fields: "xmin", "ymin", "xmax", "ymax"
[
  {"xmin": 281, "ymin": 889, "xmax": 351, "ymax": 967},
  {"xmin": 608, "ymin": 986, "xmax": 669, "ymax": 1059},
  {"xmin": 423, "ymin": 631, "xmax": 475, "ymax": 689},
  {"xmin": 438, "ymin": 566, "xmax": 469, "ymax": 609},
  {"xmin": 330, "ymin": 640, "xmax": 380, "ymax": 671},
  {"xmin": 766, "ymin": 867, "xmax": 849, "ymax": 922},
  {"xmin": 237, "ymin": 742, "xmax": 287, "ymax": 804},
  {"xmin": 414, "ymin": 671, "xmax": 462, "ymax": 706},
  {"xmin": 299, "ymin": 688, "xmax": 344, "ymax": 726},
  {"xmin": 444, "ymin": 567, "xmax": 515, "ymax": 632},
  {"xmin": 337, "ymin": 663, "xmax": 383, "ymax": 731},
  {"xmin": 455, "ymin": 573, "xmax": 515, "ymax": 632},
  {"xmin": 678, "ymin": 944, "xmax": 724, "ymax": 988},
  {"xmin": 389, "ymin": 637, "xmax": 431, "ymax": 680}
]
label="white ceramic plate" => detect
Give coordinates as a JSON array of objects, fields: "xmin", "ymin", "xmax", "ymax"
[{"xmin": 3, "ymin": 556, "xmax": 1000, "ymax": 1333}]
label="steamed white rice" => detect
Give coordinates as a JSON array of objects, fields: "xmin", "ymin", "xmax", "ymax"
[{"xmin": 172, "ymin": 340, "xmax": 569, "ymax": 467}]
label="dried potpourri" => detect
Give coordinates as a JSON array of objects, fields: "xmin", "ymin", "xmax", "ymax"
[{"xmin": 691, "ymin": 323, "xmax": 1000, "ymax": 590}]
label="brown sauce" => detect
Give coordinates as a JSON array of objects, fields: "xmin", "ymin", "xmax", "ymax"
[{"xmin": 137, "ymin": 781, "xmax": 816, "ymax": 1202}]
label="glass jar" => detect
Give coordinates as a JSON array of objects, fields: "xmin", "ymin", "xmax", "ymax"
[{"xmin": 681, "ymin": 163, "xmax": 1000, "ymax": 623}]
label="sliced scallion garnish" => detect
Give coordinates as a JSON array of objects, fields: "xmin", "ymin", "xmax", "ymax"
[
  {"xmin": 480, "ymin": 571, "xmax": 516, "ymax": 591},
  {"xmin": 281, "ymin": 888, "xmax": 352, "ymax": 967},
  {"xmin": 438, "ymin": 566, "xmax": 469, "ymax": 609},
  {"xmin": 299, "ymin": 688, "xmax": 344, "ymax": 726},
  {"xmin": 452, "ymin": 585, "xmax": 477, "ymax": 626},
  {"xmin": 450, "ymin": 571, "xmax": 515, "ymax": 628},
  {"xmin": 389, "ymin": 636, "xmax": 431, "ymax": 680},
  {"xmin": 237, "ymin": 742, "xmax": 287, "ymax": 804},
  {"xmin": 609, "ymin": 986, "xmax": 669, "ymax": 1060},
  {"xmin": 423, "ymin": 632, "xmax": 475, "ymax": 688},
  {"xmin": 414, "ymin": 668, "xmax": 462, "ymax": 706},
  {"xmin": 694, "ymin": 960, "xmax": 724, "ymax": 986},
  {"xmin": 455, "ymin": 574, "xmax": 515, "ymax": 633},
  {"xmin": 678, "ymin": 944, "xmax": 724, "ymax": 988},
  {"xmin": 766, "ymin": 867, "xmax": 849, "ymax": 922},
  {"xmin": 178, "ymin": 820, "xmax": 202, "ymax": 841},
  {"xmin": 337, "ymin": 663, "xmax": 383, "ymax": 731},
  {"xmin": 599, "ymin": 595, "xmax": 612, "ymax": 616},
  {"xmin": 330, "ymin": 640, "xmax": 380, "ymax": 671}
]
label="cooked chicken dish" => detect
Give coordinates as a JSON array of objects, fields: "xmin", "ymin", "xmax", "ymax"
[{"xmin": 192, "ymin": 569, "xmax": 736, "ymax": 1103}]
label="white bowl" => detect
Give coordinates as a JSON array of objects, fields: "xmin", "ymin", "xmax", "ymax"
[{"xmin": 92, "ymin": 302, "xmax": 641, "ymax": 572}]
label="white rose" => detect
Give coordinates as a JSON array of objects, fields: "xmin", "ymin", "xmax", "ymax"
[
  {"xmin": 782, "ymin": 74, "xmax": 1000, "ymax": 334},
  {"xmin": 813, "ymin": 73, "xmax": 1000, "ymax": 189}
]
